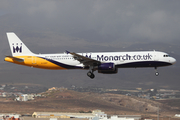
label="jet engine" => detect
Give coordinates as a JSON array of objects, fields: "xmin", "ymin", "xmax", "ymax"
[{"xmin": 98, "ymin": 63, "xmax": 118, "ymax": 74}]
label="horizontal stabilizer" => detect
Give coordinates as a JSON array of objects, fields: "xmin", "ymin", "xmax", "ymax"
[{"xmin": 5, "ymin": 56, "xmax": 24, "ymax": 62}]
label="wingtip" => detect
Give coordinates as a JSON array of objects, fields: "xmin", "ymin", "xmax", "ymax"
[
  {"xmin": 6, "ymin": 32, "xmax": 15, "ymax": 34},
  {"xmin": 65, "ymin": 50, "xmax": 70, "ymax": 54}
]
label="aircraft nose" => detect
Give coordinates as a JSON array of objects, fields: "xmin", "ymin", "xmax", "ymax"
[{"xmin": 171, "ymin": 57, "xmax": 176, "ymax": 65}]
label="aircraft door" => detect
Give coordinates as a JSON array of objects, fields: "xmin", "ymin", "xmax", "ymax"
[
  {"xmin": 154, "ymin": 51, "xmax": 159, "ymax": 61},
  {"xmin": 32, "ymin": 56, "xmax": 37, "ymax": 64}
]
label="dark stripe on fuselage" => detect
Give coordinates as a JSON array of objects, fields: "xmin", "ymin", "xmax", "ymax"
[{"xmin": 116, "ymin": 61, "xmax": 172, "ymax": 68}]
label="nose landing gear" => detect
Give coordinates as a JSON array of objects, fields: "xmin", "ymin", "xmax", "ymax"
[
  {"xmin": 155, "ymin": 67, "xmax": 159, "ymax": 76},
  {"xmin": 155, "ymin": 72, "xmax": 159, "ymax": 76}
]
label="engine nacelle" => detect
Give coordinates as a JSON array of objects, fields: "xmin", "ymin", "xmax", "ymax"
[{"xmin": 98, "ymin": 63, "xmax": 118, "ymax": 74}]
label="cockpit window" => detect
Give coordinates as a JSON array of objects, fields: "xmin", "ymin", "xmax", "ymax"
[{"xmin": 163, "ymin": 55, "xmax": 170, "ymax": 57}]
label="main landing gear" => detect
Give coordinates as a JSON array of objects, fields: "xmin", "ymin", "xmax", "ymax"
[
  {"xmin": 87, "ymin": 66, "xmax": 96, "ymax": 79},
  {"xmin": 155, "ymin": 67, "xmax": 159, "ymax": 76},
  {"xmin": 87, "ymin": 71, "xmax": 95, "ymax": 79}
]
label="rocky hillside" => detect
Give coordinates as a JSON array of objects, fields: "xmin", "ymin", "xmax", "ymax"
[
  {"xmin": 40, "ymin": 90, "xmax": 178, "ymax": 115},
  {"xmin": 0, "ymin": 89, "xmax": 178, "ymax": 116}
]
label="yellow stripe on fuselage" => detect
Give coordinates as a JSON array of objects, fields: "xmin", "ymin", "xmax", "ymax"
[{"xmin": 4, "ymin": 56, "xmax": 67, "ymax": 70}]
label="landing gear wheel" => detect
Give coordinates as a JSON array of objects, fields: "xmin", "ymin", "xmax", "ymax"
[
  {"xmin": 87, "ymin": 71, "xmax": 92, "ymax": 77},
  {"xmin": 87, "ymin": 71, "xmax": 95, "ymax": 79},
  {"xmin": 155, "ymin": 72, "xmax": 159, "ymax": 76},
  {"xmin": 90, "ymin": 74, "xmax": 95, "ymax": 79}
]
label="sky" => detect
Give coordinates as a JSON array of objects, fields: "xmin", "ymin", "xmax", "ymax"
[
  {"xmin": 0, "ymin": 0, "xmax": 179, "ymax": 89},
  {"xmin": 1, "ymin": 0, "xmax": 180, "ymax": 44}
]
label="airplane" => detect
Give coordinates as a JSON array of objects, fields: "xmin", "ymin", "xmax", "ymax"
[{"xmin": 4, "ymin": 32, "xmax": 176, "ymax": 79}]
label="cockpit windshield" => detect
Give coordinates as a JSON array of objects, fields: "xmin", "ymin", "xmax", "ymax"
[{"xmin": 163, "ymin": 54, "xmax": 170, "ymax": 57}]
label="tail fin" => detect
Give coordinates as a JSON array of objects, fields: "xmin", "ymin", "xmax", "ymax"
[{"xmin": 6, "ymin": 32, "xmax": 34, "ymax": 56}]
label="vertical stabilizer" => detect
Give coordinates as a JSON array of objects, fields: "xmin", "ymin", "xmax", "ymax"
[{"xmin": 6, "ymin": 33, "xmax": 34, "ymax": 56}]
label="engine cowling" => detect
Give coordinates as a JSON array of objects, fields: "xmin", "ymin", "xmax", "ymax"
[{"xmin": 98, "ymin": 63, "xmax": 118, "ymax": 74}]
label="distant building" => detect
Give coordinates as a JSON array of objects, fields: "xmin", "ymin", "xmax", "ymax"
[
  {"xmin": 106, "ymin": 89, "xmax": 118, "ymax": 92},
  {"xmin": 32, "ymin": 110, "xmax": 141, "ymax": 120},
  {"xmin": 23, "ymin": 118, "xmax": 88, "ymax": 120},
  {"xmin": 48, "ymin": 87, "xmax": 68, "ymax": 91},
  {"xmin": 48, "ymin": 87, "xmax": 59, "ymax": 91},
  {"xmin": 136, "ymin": 88, "xmax": 142, "ymax": 91},
  {"xmin": 0, "ymin": 113, "xmax": 21, "ymax": 119},
  {"xmin": 32, "ymin": 112, "xmax": 95, "ymax": 120},
  {"xmin": 175, "ymin": 114, "xmax": 180, "ymax": 117},
  {"xmin": 15, "ymin": 94, "xmax": 34, "ymax": 101},
  {"xmin": 92, "ymin": 110, "xmax": 107, "ymax": 119},
  {"xmin": 108, "ymin": 115, "xmax": 141, "ymax": 120}
]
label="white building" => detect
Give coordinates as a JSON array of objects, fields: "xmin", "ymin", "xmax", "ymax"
[
  {"xmin": 92, "ymin": 110, "xmax": 107, "ymax": 119},
  {"xmin": 32, "ymin": 112, "xmax": 95, "ymax": 120},
  {"xmin": 98, "ymin": 115, "xmax": 141, "ymax": 120},
  {"xmin": 0, "ymin": 113, "xmax": 20, "ymax": 119},
  {"xmin": 15, "ymin": 94, "xmax": 35, "ymax": 101},
  {"xmin": 32, "ymin": 110, "xmax": 141, "ymax": 120},
  {"xmin": 175, "ymin": 114, "xmax": 180, "ymax": 117}
]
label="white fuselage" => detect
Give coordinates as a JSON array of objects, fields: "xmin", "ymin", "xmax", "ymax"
[{"xmin": 35, "ymin": 51, "xmax": 176, "ymax": 69}]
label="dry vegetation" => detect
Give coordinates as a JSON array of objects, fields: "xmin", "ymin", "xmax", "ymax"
[{"xmin": 0, "ymin": 90, "xmax": 179, "ymax": 117}]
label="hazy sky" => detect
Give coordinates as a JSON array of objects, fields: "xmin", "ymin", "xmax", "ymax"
[
  {"xmin": 0, "ymin": 0, "xmax": 179, "ymax": 88},
  {"xmin": 1, "ymin": 0, "xmax": 180, "ymax": 43}
]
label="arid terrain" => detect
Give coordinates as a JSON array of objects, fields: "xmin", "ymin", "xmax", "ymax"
[{"xmin": 0, "ymin": 89, "xmax": 180, "ymax": 118}]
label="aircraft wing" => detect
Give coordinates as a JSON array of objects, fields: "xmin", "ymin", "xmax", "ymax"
[{"xmin": 65, "ymin": 51, "xmax": 101, "ymax": 66}]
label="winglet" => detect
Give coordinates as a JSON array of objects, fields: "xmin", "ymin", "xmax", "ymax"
[{"xmin": 65, "ymin": 50, "xmax": 70, "ymax": 54}]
